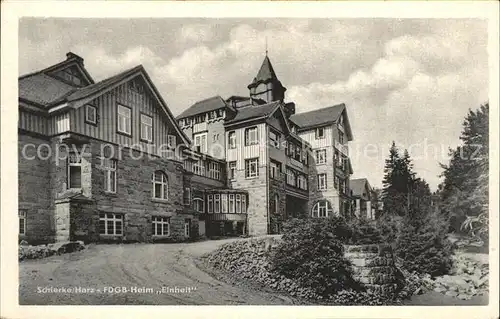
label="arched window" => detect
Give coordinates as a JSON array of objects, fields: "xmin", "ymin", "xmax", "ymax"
[
  {"xmin": 311, "ymin": 200, "xmax": 333, "ymax": 218},
  {"xmin": 193, "ymin": 198, "xmax": 204, "ymax": 213},
  {"xmin": 152, "ymin": 171, "xmax": 168, "ymax": 199}
]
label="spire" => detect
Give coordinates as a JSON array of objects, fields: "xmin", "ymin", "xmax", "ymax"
[
  {"xmin": 250, "ymin": 55, "xmax": 279, "ymax": 87},
  {"xmin": 247, "ymin": 54, "xmax": 287, "ymax": 104}
]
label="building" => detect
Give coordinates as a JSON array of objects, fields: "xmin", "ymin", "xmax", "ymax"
[
  {"xmin": 18, "ymin": 52, "xmax": 355, "ymax": 244},
  {"xmin": 350, "ymin": 178, "xmax": 374, "ymax": 220}
]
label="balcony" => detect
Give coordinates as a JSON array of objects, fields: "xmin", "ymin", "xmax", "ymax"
[{"xmin": 335, "ymin": 140, "xmax": 349, "ymax": 156}]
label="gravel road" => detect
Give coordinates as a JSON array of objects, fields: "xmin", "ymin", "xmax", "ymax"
[{"xmin": 19, "ymin": 238, "xmax": 295, "ymax": 305}]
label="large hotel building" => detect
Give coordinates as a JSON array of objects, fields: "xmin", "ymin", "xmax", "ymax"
[{"xmin": 18, "ymin": 52, "xmax": 363, "ymax": 244}]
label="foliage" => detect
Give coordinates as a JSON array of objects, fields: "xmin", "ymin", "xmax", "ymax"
[
  {"xmin": 440, "ymin": 103, "xmax": 489, "ymax": 235},
  {"xmin": 376, "ymin": 214, "xmax": 404, "ymax": 243},
  {"xmin": 328, "ymin": 289, "xmax": 402, "ymax": 305},
  {"xmin": 382, "ymin": 142, "xmax": 432, "ymax": 217},
  {"xmin": 269, "ymin": 218, "xmax": 357, "ymax": 297},
  {"xmin": 461, "ymin": 212, "xmax": 489, "ymax": 245},
  {"xmin": 346, "ymin": 218, "xmax": 383, "ymax": 244},
  {"xmin": 395, "ymin": 210, "xmax": 454, "ymax": 277}
]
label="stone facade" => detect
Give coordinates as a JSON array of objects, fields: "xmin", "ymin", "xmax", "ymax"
[{"xmin": 18, "ymin": 133, "xmax": 54, "ymax": 244}]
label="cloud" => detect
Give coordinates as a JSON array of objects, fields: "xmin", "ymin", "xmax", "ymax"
[{"xmin": 18, "ymin": 19, "xmax": 488, "ymax": 190}]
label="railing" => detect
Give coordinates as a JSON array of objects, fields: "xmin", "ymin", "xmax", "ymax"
[{"xmin": 335, "ymin": 140, "xmax": 349, "ymax": 156}]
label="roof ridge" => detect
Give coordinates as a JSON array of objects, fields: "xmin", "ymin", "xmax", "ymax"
[{"xmin": 292, "ymin": 103, "xmax": 346, "ymax": 117}]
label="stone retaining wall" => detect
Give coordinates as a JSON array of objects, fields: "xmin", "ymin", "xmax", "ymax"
[{"xmin": 345, "ymin": 244, "xmax": 404, "ymax": 295}]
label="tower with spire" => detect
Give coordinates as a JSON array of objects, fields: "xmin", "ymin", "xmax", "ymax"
[{"xmin": 247, "ymin": 54, "xmax": 287, "ymax": 105}]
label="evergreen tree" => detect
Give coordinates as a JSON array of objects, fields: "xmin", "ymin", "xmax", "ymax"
[
  {"xmin": 382, "ymin": 142, "xmax": 405, "ymax": 215},
  {"xmin": 440, "ymin": 103, "xmax": 489, "ymax": 237}
]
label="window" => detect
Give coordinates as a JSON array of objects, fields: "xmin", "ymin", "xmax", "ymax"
[
  {"xmin": 140, "ymin": 114, "xmax": 153, "ymax": 142},
  {"xmin": 270, "ymin": 161, "xmax": 281, "ymax": 179},
  {"xmin": 185, "ymin": 219, "xmax": 191, "ymax": 237},
  {"xmin": 245, "ymin": 127, "xmax": 259, "ymax": 146},
  {"xmin": 334, "ymin": 176, "xmax": 340, "ymax": 190},
  {"xmin": 286, "ymin": 168, "xmax": 296, "ymax": 186},
  {"xmin": 334, "ymin": 150, "xmax": 340, "ymax": 167},
  {"xmin": 269, "ymin": 130, "xmax": 280, "ymax": 148},
  {"xmin": 228, "ymin": 131, "xmax": 236, "ymax": 149},
  {"xmin": 295, "ymin": 145, "xmax": 302, "ymax": 161},
  {"xmin": 214, "ymin": 194, "xmax": 220, "ymax": 213},
  {"xmin": 152, "ymin": 171, "xmax": 168, "ymax": 200},
  {"xmin": 209, "ymin": 162, "xmax": 221, "ymax": 180},
  {"xmin": 241, "ymin": 195, "xmax": 247, "ymax": 214},
  {"xmin": 19, "ymin": 210, "xmax": 27, "ymax": 235},
  {"xmin": 207, "ymin": 195, "xmax": 214, "ymax": 213},
  {"xmin": 297, "ymin": 175, "xmax": 308, "ymax": 190},
  {"xmin": 194, "ymin": 114, "xmax": 205, "ymax": 124},
  {"xmin": 152, "ymin": 216, "xmax": 170, "ymax": 236},
  {"xmin": 315, "ymin": 149, "xmax": 327, "ymax": 164},
  {"xmin": 272, "ymin": 194, "xmax": 279, "ymax": 214},
  {"xmin": 101, "ymin": 157, "xmax": 117, "ymax": 193},
  {"xmin": 221, "ymin": 194, "xmax": 228, "ymax": 213},
  {"xmin": 67, "ymin": 152, "xmax": 82, "ymax": 189},
  {"xmin": 245, "ymin": 158, "xmax": 259, "ymax": 178},
  {"xmin": 193, "ymin": 198, "xmax": 204, "ymax": 213},
  {"xmin": 117, "ymin": 104, "xmax": 131, "ymax": 135},
  {"xmin": 185, "ymin": 118, "xmax": 191, "ymax": 126},
  {"xmin": 318, "ymin": 173, "xmax": 327, "ymax": 190},
  {"xmin": 236, "ymin": 194, "xmax": 241, "ymax": 213},
  {"xmin": 316, "ymin": 127, "xmax": 325, "ymax": 139},
  {"xmin": 167, "ymin": 135, "xmax": 176, "ymax": 149},
  {"xmin": 228, "ymin": 161, "xmax": 237, "ymax": 180},
  {"xmin": 85, "ymin": 105, "xmax": 97, "ymax": 125},
  {"xmin": 339, "ymin": 130, "xmax": 345, "ymax": 144},
  {"xmin": 229, "ymin": 194, "xmax": 235, "ymax": 213},
  {"xmin": 193, "ymin": 160, "xmax": 205, "ymax": 176},
  {"xmin": 183, "ymin": 187, "xmax": 191, "ymax": 205},
  {"xmin": 193, "ymin": 132, "xmax": 207, "ymax": 153},
  {"xmin": 311, "ymin": 200, "xmax": 334, "ymax": 218},
  {"xmin": 99, "ymin": 213, "xmax": 123, "ymax": 235}
]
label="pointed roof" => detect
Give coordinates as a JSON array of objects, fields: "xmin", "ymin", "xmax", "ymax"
[
  {"xmin": 248, "ymin": 55, "xmax": 282, "ymax": 89},
  {"xmin": 290, "ymin": 103, "xmax": 353, "ymax": 141},
  {"xmin": 176, "ymin": 96, "xmax": 236, "ymax": 120}
]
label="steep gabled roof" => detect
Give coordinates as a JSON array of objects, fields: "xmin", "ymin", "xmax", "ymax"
[
  {"xmin": 19, "ymin": 52, "xmax": 95, "ymax": 108},
  {"xmin": 290, "ymin": 103, "xmax": 345, "ymax": 129},
  {"xmin": 290, "ymin": 103, "xmax": 353, "ymax": 141},
  {"xmin": 350, "ymin": 178, "xmax": 372, "ymax": 197},
  {"xmin": 63, "ymin": 65, "xmax": 142, "ymax": 102},
  {"xmin": 176, "ymin": 96, "xmax": 235, "ymax": 120},
  {"xmin": 224, "ymin": 101, "xmax": 281, "ymax": 126},
  {"xmin": 19, "ymin": 74, "xmax": 77, "ymax": 107}
]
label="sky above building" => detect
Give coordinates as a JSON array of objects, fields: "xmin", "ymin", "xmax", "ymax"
[{"xmin": 18, "ymin": 18, "xmax": 489, "ymax": 191}]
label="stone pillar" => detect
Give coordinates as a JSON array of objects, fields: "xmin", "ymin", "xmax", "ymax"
[{"xmin": 366, "ymin": 201, "xmax": 372, "ymax": 220}]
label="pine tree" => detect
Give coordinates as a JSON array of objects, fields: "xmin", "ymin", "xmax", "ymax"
[
  {"xmin": 440, "ymin": 103, "xmax": 489, "ymax": 237},
  {"xmin": 382, "ymin": 142, "xmax": 403, "ymax": 215}
]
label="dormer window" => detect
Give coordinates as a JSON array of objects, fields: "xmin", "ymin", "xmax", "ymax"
[
  {"xmin": 85, "ymin": 105, "xmax": 97, "ymax": 125},
  {"xmin": 194, "ymin": 114, "xmax": 205, "ymax": 124}
]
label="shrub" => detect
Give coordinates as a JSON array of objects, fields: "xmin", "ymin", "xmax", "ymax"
[
  {"xmin": 376, "ymin": 214, "xmax": 403, "ymax": 243},
  {"xmin": 395, "ymin": 211, "xmax": 453, "ymax": 277},
  {"xmin": 346, "ymin": 218, "xmax": 383, "ymax": 244},
  {"xmin": 269, "ymin": 217, "xmax": 357, "ymax": 297}
]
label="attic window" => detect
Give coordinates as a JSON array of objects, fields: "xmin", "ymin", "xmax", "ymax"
[{"xmin": 61, "ymin": 67, "xmax": 82, "ymax": 86}]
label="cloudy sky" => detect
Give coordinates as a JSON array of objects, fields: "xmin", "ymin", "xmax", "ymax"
[{"xmin": 19, "ymin": 18, "xmax": 488, "ymax": 190}]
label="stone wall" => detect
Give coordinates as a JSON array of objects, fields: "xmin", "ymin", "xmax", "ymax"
[
  {"xmin": 344, "ymin": 244, "xmax": 404, "ymax": 295},
  {"xmin": 18, "ymin": 133, "xmax": 53, "ymax": 244},
  {"xmin": 230, "ymin": 165, "xmax": 268, "ymax": 236}
]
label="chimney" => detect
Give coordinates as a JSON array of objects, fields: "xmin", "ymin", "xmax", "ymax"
[{"xmin": 66, "ymin": 52, "xmax": 84, "ymax": 65}]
